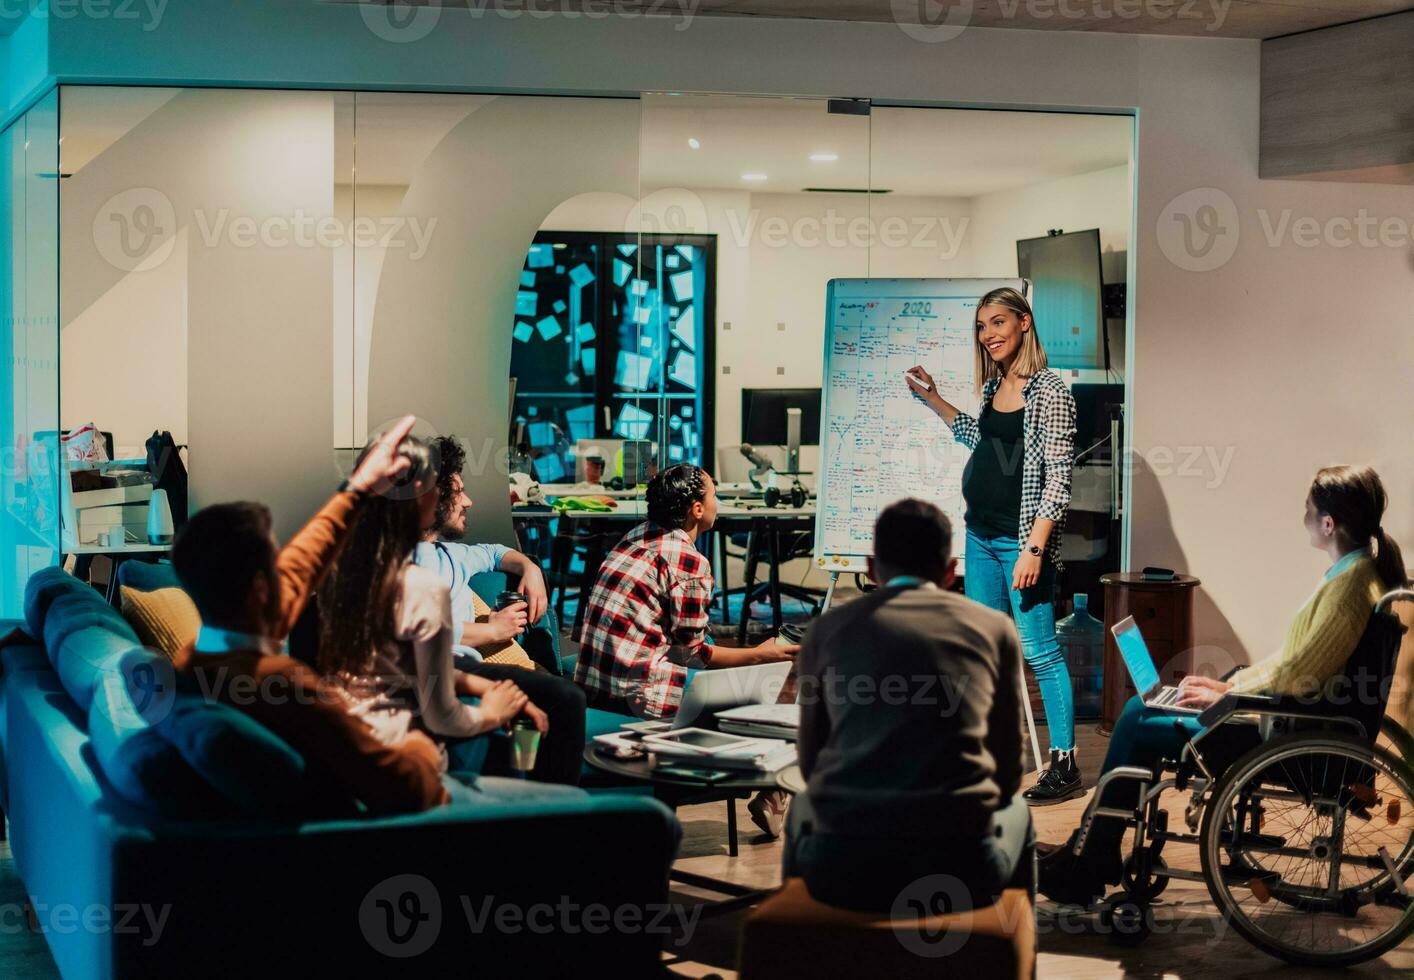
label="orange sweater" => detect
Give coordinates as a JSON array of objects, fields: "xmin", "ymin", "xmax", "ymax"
[{"xmin": 171, "ymin": 490, "xmax": 448, "ymax": 814}]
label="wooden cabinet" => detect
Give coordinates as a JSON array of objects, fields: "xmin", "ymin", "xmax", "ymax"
[{"xmin": 1099, "ymin": 572, "xmax": 1201, "ymax": 733}]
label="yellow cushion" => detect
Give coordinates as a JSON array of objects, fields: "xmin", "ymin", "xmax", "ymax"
[
  {"xmin": 469, "ymin": 591, "xmax": 536, "ymax": 671},
  {"xmin": 120, "ymin": 586, "xmax": 201, "ymax": 659}
]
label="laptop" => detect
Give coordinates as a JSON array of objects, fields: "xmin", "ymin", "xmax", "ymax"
[
  {"xmin": 655, "ymin": 661, "xmax": 795, "ymax": 731},
  {"xmin": 1110, "ymin": 615, "xmax": 1201, "ymax": 715}
]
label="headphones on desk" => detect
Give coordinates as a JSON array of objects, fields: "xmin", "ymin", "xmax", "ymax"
[{"xmin": 763, "ymin": 482, "xmax": 808, "ymax": 509}]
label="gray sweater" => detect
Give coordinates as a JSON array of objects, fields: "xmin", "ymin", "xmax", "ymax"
[{"xmin": 797, "ymin": 583, "xmax": 1024, "ymax": 839}]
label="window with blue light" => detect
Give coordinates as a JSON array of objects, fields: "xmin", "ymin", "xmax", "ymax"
[{"xmin": 509, "ymin": 232, "xmax": 714, "ymax": 484}]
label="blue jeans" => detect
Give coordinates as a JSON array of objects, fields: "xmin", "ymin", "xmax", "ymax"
[
  {"xmin": 964, "ymin": 529, "xmax": 1074, "ymax": 753},
  {"xmin": 1084, "ymin": 696, "xmax": 1256, "ymax": 859}
]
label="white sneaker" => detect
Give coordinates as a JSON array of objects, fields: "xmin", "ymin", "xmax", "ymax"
[{"xmin": 748, "ymin": 789, "xmax": 789, "ymax": 838}]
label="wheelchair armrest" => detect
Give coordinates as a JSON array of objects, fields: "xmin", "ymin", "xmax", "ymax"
[
  {"xmin": 1198, "ymin": 692, "xmax": 1272, "ymax": 728},
  {"xmin": 1198, "ymin": 692, "xmax": 1369, "ymax": 737}
]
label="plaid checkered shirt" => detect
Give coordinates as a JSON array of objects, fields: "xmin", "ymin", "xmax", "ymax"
[
  {"xmin": 949, "ymin": 368, "xmax": 1077, "ymax": 567},
  {"xmin": 574, "ymin": 522, "xmax": 714, "ymax": 719}
]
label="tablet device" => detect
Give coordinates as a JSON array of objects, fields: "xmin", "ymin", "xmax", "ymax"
[{"xmin": 642, "ymin": 727, "xmax": 756, "ymax": 754}]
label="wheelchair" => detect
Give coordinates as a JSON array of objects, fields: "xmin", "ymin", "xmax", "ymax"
[{"xmin": 1064, "ymin": 588, "xmax": 1414, "ymax": 967}]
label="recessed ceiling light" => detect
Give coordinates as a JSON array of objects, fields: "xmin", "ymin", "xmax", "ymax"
[
  {"xmin": 809, "ymin": 152, "xmax": 838, "ymax": 162},
  {"xmin": 741, "ymin": 173, "xmax": 768, "ymax": 182},
  {"xmin": 688, "ymin": 137, "xmax": 700, "ymax": 150}
]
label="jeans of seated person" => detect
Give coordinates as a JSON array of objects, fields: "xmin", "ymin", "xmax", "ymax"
[
  {"xmin": 1084, "ymin": 695, "xmax": 1260, "ymax": 860},
  {"xmin": 964, "ymin": 529, "xmax": 1074, "ymax": 753},
  {"xmin": 783, "ymin": 791, "xmax": 1034, "ymax": 913},
  {"xmin": 458, "ymin": 662, "xmax": 587, "ymax": 785},
  {"xmin": 442, "ymin": 772, "xmax": 589, "ymax": 805}
]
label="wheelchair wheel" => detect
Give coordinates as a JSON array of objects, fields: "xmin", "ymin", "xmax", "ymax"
[
  {"xmin": 1199, "ymin": 732, "xmax": 1414, "ymax": 967},
  {"xmin": 1122, "ymin": 853, "xmax": 1170, "ymax": 899}
]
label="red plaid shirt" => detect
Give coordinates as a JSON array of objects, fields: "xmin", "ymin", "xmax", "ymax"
[{"xmin": 574, "ymin": 522, "xmax": 714, "ymax": 718}]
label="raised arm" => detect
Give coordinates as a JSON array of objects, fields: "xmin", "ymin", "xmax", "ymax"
[
  {"xmin": 905, "ymin": 364, "xmax": 975, "ymax": 444},
  {"xmin": 273, "ymin": 416, "xmax": 419, "ymax": 639}
]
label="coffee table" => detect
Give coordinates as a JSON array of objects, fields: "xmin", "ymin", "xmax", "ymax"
[{"xmin": 583, "ymin": 744, "xmax": 794, "ymax": 914}]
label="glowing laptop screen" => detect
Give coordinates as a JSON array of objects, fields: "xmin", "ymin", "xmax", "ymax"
[{"xmin": 1112, "ymin": 617, "xmax": 1161, "ymax": 695}]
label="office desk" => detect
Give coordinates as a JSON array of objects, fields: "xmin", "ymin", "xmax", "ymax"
[
  {"xmin": 516, "ymin": 502, "xmax": 818, "ymax": 641},
  {"xmin": 542, "ymin": 501, "xmax": 814, "ymax": 522},
  {"xmin": 66, "ymin": 542, "xmax": 172, "ymax": 604}
]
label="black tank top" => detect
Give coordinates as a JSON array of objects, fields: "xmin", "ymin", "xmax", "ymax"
[{"xmin": 961, "ymin": 404, "xmax": 1024, "ymax": 538}]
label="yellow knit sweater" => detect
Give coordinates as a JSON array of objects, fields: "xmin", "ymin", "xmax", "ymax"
[{"xmin": 1230, "ymin": 554, "xmax": 1383, "ymax": 697}]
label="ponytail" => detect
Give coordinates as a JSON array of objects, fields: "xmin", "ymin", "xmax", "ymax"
[
  {"xmin": 1374, "ymin": 527, "xmax": 1408, "ymax": 591},
  {"xmin": 1310, "ymin": 464, "xmax": 1408, "ymax": 590}
]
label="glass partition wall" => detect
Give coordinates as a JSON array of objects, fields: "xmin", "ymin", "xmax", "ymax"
[
  {"xmin": 0, "ymin": 91, "xmax": 60, "ymax": 619},
  {"xmin": 56, "ymin": 87, "xmax": 641, "ymax": 557},
  {"xmin": 0, "ymin": 86, "xmax": 1130, "ymax": 615}
]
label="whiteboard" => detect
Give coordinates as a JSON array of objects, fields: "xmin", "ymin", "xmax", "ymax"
[{"xmin": 812, "ymin": 278, "xmax": 1029, "ymax": 573}]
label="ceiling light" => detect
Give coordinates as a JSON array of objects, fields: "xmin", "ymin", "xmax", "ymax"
[
  {"xmin": 741, "ymin": 173, "xmax": 768, "ymax": 182},
  {"xmin": 809, "ymin": 152, "xmax": 838, "ymax": 162},
  {"xmin": 688, "ymin": 137, "xmax": 700, "ymax": 150}
]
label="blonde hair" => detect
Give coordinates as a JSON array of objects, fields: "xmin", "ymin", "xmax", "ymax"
[{"xmin": 974, "ymin": 287, "xmax": 1047, "ymax": 396}]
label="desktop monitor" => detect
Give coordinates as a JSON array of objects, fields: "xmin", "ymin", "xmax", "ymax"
[
  {"xmin": 1017, "ymin": 229, "xmax": 1105, "ymax": 370},
  {"xmin": 741, "ymin": 388, "xmax": 822, "ymax": 446}
]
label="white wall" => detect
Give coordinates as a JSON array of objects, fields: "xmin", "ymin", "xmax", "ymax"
[
  {"xmin": 61, "ymin": 89, "xmax": 340, "ymax": 534},
  {"xmin": 60, "ymin": 228, "xmax": 188, "ymax": 456}
]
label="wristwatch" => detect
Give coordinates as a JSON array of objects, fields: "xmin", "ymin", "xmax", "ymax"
[{"xmin": 1026, "ymin": 544, "xmax": 1042, "ymax": 557}]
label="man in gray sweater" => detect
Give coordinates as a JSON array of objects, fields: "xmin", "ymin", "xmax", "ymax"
[{"xmin": 786, "ymin": 498, "xmax": 1032, "ymax": 911}]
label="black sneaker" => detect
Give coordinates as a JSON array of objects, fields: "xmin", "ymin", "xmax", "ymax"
[{"xmin": 1024, "ymin": 749, "xmax": 1084, "ymax": 806}]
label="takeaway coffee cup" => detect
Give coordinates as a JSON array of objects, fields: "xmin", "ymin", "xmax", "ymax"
[
  {"xmin": 510, "ymin": 717, "xmax": 540, "ymax": 775},
  {"xmin": 495, "ymin": 591, "xmax": 528, "ymax": 635}
]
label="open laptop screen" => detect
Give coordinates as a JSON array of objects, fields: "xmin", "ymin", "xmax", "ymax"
[{"xmin": 1112, "ymin": 616, "xmax": 1161, "ymax": 695}]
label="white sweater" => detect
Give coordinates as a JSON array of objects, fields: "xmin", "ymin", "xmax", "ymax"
[{"xmin": 339, "ymin": 563, "xmax": 492, "ymax": 759}]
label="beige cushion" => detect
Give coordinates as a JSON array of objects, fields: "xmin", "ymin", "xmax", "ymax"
[
  {"xmin": 120, "ymin": 585, "xmax": 202, "ymax": 659},
  {"xmin": 740, "ymin": 878, "xmax": 1035, "ymax": 980},
  {"xmin": 469, "ymin": 591, "xmax": 537, "ymax": 671}
]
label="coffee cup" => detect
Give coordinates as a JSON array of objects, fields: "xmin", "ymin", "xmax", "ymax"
[
  {"xmin": 495, "ymin": 591, "xmax": 528, "ymax": 635},
  {"xmin": 510, "ymin": 717, "xmax": 540, "ymax": 775}
]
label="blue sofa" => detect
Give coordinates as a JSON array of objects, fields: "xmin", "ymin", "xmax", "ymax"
[{"xmin": 1, "ymin": 567, "xmax": 679, "ymax": 979}]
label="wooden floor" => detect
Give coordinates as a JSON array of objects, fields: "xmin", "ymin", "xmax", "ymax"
[{"xmin": 662, "ymin": 721, "xmax": 1414, "ymax": 979}]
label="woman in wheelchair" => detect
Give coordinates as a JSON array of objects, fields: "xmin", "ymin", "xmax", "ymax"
[{"xmin": 1039, "ymin": 464, "xmax": 1408, "ymax": 906}]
